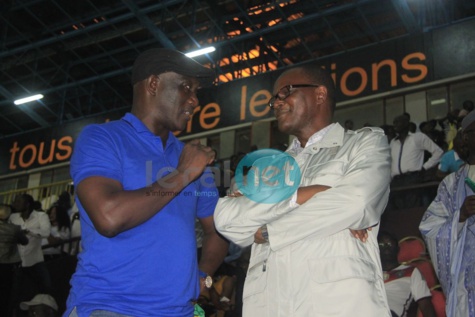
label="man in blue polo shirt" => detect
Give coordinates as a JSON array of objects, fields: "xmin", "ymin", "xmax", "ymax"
[{"xmin": 64, "ymin": 48, "xmax": 229, "ymax": 317}]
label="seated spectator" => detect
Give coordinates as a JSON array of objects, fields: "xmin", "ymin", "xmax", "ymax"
[
  {"xmin": 436, "ymin": 130, "xmax": 466, "ymax": 179},
  {"xmin": 20, "ymin": 293, "xmax": 58, "ymax": 317},
  {"xmin": 0, "ymin": 204, "xmax": 29, "ymax": 317},
  {"xmin": 197, "ymin": 263, "xmax": 238, "ymax": 316},
  {"xmin": 378, "ymin": 231, "xmax": 436, "ymax": 317},
  {"xmin": 209, "ymin": 274, "xmax": 237, "ymax": 312}
]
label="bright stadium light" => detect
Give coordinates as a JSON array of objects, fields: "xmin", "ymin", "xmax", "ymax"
[
  {"xmin": 185, "ymin": 46, "xmax": 216, "ymax": 58},
  {"xmin": 14, "ymin": 94, "xmax": 44, "ymax": 105}
]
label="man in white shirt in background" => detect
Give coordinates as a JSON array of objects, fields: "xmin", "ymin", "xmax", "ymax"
[
  {"xmin": 10, "ymin": 194, "xmax": 53, "ymax": 297},
  {"xmin": 389, "ymin": 114, "xmax": 443, "ymax": 210}
]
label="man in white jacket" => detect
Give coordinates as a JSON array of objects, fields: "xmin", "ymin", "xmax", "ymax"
[{"xmin": 214, "ymin": 64, "xmax": 392, "ymax": 317}]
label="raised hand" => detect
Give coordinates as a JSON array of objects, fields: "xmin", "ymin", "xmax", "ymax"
[{"xmin": 176, "ymin": 139, "xmax": 215, "ymax": 181}]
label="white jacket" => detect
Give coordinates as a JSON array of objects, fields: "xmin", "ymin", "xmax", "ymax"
[{"xmin": 215, "ymin": 123, "xmax": 392, "ymax": 317}]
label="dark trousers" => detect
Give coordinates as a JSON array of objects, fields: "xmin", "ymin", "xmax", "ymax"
[
  {"xmin": 0, "ymin": 262, "xmax": 21, "ymax": 317},
  {"xmin": 13, "ymin": 261, "xmax": 54, "ymax": 309},
  {"xmin": 389, "ymin": 171, "xmax": 423, "ymax": 210}
]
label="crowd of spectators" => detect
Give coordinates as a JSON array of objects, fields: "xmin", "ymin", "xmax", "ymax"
[
  {"xmin": 329, "ymin": 101, "xmax": 474, "ymax": 317},
  {"xmin": 1, "ymin": 192, "xmax": 76, "ymax": 316}
]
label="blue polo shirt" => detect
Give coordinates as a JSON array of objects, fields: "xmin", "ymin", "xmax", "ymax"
[{"xmin": 65, "ymin": 113, "xmax": 219, "ymax": 317}]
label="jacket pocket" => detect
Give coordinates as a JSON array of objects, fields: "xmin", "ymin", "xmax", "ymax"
[
  {"xmin": 242, "ymin": 262, "xmax": 267, "ymax": 299},
  {"xmin": 308, "ymin": 256, "xmax": 377, "ymax": 283}
]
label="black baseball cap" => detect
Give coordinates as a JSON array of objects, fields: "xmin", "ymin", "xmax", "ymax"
[{"xmin": 131, "ymin": 48, "xmax": 215, "ymax": 87}]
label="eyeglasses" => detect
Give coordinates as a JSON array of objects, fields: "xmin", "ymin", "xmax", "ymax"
[
  {"xmin": 268, "ymin": 84, "xmax": 320, "ymax": 109},
  {"xmin": 378, "ymin": 241, "xmax": 395, "ymax": 249}
]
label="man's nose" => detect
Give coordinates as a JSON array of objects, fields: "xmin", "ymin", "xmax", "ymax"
[
  {"xmin": 189, "ymin": 93, "xmax": 199, "ymax": 108},
  {"xmin": 273, "ymin": 99, "xmax": 285, "ymax": 110}
]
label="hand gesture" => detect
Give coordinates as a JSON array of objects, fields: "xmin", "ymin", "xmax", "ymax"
[{"xmin": 176, "ymin": 140, "xmax": 215, "ymax": 181}]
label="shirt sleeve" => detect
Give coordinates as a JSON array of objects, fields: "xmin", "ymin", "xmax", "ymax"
[
  {"xmin": 70, "ymin": 124, "xmax": 123, "ymax": 185},
  {"xmin": 267, "ymin": 130, "xmax": 391, "ymax": 251},
  {"xmin": 410, "ymin": 268, "xmax": 432, "ymax": 301},
  {"xmin": 417, "ymin": 133, "xmax": 443, "ymax": 170},
  {"xmin": 214, "ymin": 194, "xmax": 298, "ymax": 247},
  {"xmin": 419, "ymin": 175, "xmax": 458, "ymax": 293},
  {"xmin": 28, "ymin": 212, "xmax": 51, "ymax": 238},
  {"xmin": 215, "ymin": 130, "xmax": 391, "ymax": 250},
  {"xmin": 438, "ymin": 152, "xmax": 450, "ymax": 172}
]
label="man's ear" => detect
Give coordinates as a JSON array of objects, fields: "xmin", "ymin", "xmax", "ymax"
[
  {"xmin": 315, "ymin": 86, "xmax": 327, "ymax": 105},
  {"xmin": 146, "ymin": 74, "xmax": 160, "ymax": 96}
]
